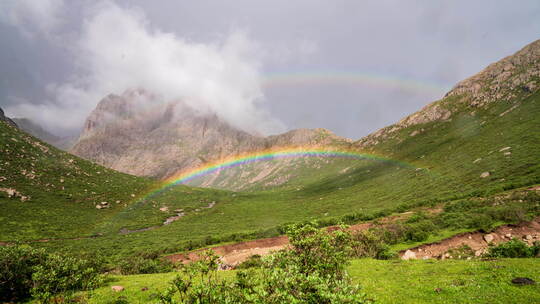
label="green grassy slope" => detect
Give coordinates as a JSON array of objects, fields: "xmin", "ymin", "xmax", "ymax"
[{"xmin": 0, "ymin": 122, "xmax": 233, "ymax": 242}]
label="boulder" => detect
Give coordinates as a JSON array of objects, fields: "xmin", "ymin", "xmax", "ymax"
[
  {"xmin": 511, "ymin": 277, "xmax": 535, "ymax": 285},
  {"xmin": 480, "ymin": 172, "xmax": 491, "ymax": 178},
  {"xmin": 402, "ymin": 250, "xmax": 416, "ymax": 260},
  {"xmin": 111, "ymin": 285, "xmax": 124, "ymax": 292},
  {"xmin": 483, "ymin": 234, "xmax": 494, "ymax": 243}
]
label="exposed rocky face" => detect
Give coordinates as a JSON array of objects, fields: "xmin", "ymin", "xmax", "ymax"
[
  {"xmin": 71, "ymin": 89, "xmax": 350, "ymax": 182},
  {"xmin": 446, "ymin": 39, "xmax": 540, "ymax": 105},
  {"xmin": 355, "ymin": 39, "xmax": 540, "ymax": 149},
  {"xmin": 0, "ymin": 108, "xmax": 17, "ymax": 128}
]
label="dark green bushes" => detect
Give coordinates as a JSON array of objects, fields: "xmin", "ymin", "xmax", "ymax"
[
  {"xmin": 118, "ymin": 255, "xmax": 175, "ymax": 275},
  {"xmin": 352, "ymin": 230, "xmax": 396, "ymax": 259},
  {"xmin": 31, "ymin": 253, "xmax": 103, "ymax": 302},
  {"xmin": 0, "ymin": 245, "xmax": 102, "ymax": 303},
  {"xmin": 0, "ymin": 246, "xmax": 48, "ymax": 302},
  {"xmin": 485, "ymin": 239, "xmax": 540, "ymax": 258},
  {"xmin": 235, "ymin": 254, "xmax": 263, "ymax": 269}
]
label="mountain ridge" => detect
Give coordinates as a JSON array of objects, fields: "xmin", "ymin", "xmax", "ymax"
[{"xmin": 70, "ymin": 90, "xmax": 352, "ymax": 188}]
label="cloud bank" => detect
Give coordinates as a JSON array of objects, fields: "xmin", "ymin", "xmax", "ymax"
[
  {"xmin": 7, "ymin": 1, "xmax": 284, "ymax": 135},
  {"xmin": 0, "ymin": 0, "xmax": 65, "ymax": 38}
]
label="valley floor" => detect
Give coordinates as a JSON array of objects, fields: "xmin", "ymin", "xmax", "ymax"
[{"xmin": 81, "ymin": 258, "xmax": 540, "ymax": 304}]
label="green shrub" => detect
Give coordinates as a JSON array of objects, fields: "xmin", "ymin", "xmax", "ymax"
[
  {"xmin": 119, "ymin": 255, "xmax": 175, "ymax": 275},
  {"xmin": 485, "ymin": 239, "xmax": 540, "ymax": 258},
  {"xmin": 0, "ymin": 245, "xmax": 102, "ymax": 303},
  {"xmin": 352, "ymin": 230, "xmax": 396, "ymax": 259},
  {"xmin": 235, "ymin": 254, "xmax": 263, "ymax": 269},
  {"xmin": 159, "ymin": 223, "xmax": 373, "ymax": 303},
  {"xmin": 466, "ymin": 213, "xmax": 494, "ymax": 232},
  {"xmin": 31, "ymin": 253, "xmax": 103, "ymax": 302},
  {"xmin": 0, "ymin": 245, "xmax": 48, "ymax": 302}
]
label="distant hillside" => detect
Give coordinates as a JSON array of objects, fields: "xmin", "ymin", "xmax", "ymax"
[
  {"xmin": 70, "ymin": 89, "xmax": 353, "ymax": 190},
  {"xmin": 11, "ymin": 117, "xmax": 77, "ymax": 150}
]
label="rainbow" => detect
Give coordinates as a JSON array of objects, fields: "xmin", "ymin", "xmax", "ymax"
[
  {"xmin": 139, "ymin": 147, "xmax": 413, "ymax": 201},
  {"xmin": 262, "ymin": 71, "xmax": 449, "ymax": 94}
]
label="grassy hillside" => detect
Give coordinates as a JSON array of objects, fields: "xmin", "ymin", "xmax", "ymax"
[{"xmin": 1, "ymin": 88, "xmax": 539, "ymax": 261}]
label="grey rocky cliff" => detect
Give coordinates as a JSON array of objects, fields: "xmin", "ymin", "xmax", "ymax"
[{"xmin": 71, "ymin": 89, "xmax": 350, "ymax": 180}]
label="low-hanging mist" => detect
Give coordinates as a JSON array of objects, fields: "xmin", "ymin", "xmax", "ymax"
[{"xmin": 6, "ymin": 1, "xmax": 285, "ymax": 136}]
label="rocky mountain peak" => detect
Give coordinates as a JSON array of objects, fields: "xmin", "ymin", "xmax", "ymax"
[
  {"xmin": 71, "ymin": 91, "xmax": 350, "ymax": 180},
  {"xmin": 355, "ymin": 39, "xmax": 540, "ymax": 149},
  {"xmin": 445, "ymin": 39, "xmax": 540, "ymax": 106}
]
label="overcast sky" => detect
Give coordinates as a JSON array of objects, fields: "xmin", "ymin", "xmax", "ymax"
[{"xmin": 0, "ymin": 0, "xmax": 539, "ymax": 138}]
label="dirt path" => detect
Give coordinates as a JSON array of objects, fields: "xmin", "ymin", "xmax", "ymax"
[{"xmin": 399, "ymin": 217, "xmax": 540, "ymax": 260}]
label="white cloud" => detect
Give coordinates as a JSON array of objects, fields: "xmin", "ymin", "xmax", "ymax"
[
  {"xmin": 0, "ymin": 0, "xmax": 64, "ymax": 38},
  {"xmin": 7, "ymin": 1, "xmax": 284, "ymax": 135}
]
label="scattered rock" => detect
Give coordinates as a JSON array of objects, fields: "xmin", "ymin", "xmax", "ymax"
[
  {"xmin": 525, "ymin": 235, "xmax": 533, "ymax": 241},
  {"xmin": 434, "ymin": 288, "xmax": 442, "ymax": 293},
  {"xmin": 402, "ymin": 250, "xmax": 416, "ymax": 260},
  {"xmin": 480, "ymin": 172, "xmax": 491, "ymax": 178},
  {"xmin": 475, "ymin": 250, "xmax": 483, "ymax": 257},
  {"xmin": 505, "ymin": 233, "xmax": 512, "ymax": 238},
  {"xmin": 111, "ymin": 285, "xmax": 124, "ymax": 292},
  {"xmin": 504, "ymin": 152, "xmax": 511, "ymax": 156},
  {"xmin": 499, "ymin": 146, "xmax": 511, "ymax": 152},
  {"xmin": 511, "ymin": 277, "xmax": 535, "ymax": 285},
  {"xmin": 159, "ymin": 207, "xmax": 168, "ymax": 212},
  {"xmin": 473, "ymin": 158, "xmax": 482, "ymax": 163},
  {"xmin": 483, "ymin": 234, "xmax": 494, "ymax": 243}
]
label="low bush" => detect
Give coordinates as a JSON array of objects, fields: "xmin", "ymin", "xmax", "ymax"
[
  {"xmin": 0, "ymin": 245, "xmax": 102, "ymax": 303},
  {"xmin": 118, "ymin": 255, "xmax": 175, "ymax": 275},
  {"xmin": 352, "ymin": 230, "xmax": 396, "ymax": 259},
  {"xmin": 0, "ymin": 246, "xmax": 48, "ymax": 302},
  {"xmin": 31, "ymin": 253, "xmax": 103, "ymax": 302},
  {"xmin": 485, "ymin": 239, "xmax": 540, "ymax": 258},
  {"xmin": 465, "ymin": 213, "xmax": 494, "ymax": 232},
  {"xmin": 235, "ymin": 254, "xmax": 263, "ymax": 269}
]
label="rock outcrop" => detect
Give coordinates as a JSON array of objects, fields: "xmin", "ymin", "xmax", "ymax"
[{"xmin": 0, "ymin": 108, "xmax": 17, "ymax": 128}]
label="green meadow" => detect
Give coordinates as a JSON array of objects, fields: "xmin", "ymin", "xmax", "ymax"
[{"xmin": 77, "ymin": 258, "xmax": 540, "ymax": 304}]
